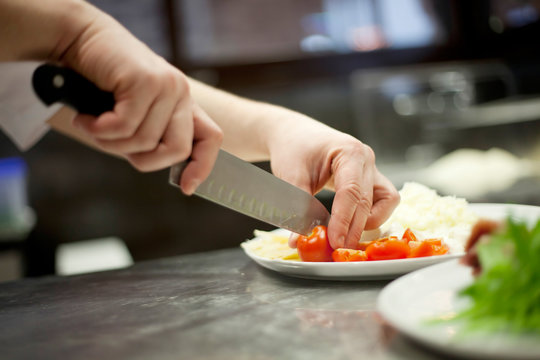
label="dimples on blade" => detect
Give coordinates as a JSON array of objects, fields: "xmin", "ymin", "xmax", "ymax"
[{"xmin": 169, "ymin": 150, "xmax": 330, "ymax": 235}]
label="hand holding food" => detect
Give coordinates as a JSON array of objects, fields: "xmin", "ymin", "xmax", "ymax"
[
  {"xmin": 243, "ymin": 182, "xmax": 477, "ymax": 262},
  {"xmin": 266, "ymin": 122, "xmax": 399, "ymax": 250}
]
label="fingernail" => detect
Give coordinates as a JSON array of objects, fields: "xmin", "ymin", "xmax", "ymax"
[
  {"xmin": 337, "ymin": 236, "xmax": 345, "ymax": 248},
  {"xmin": 183, "ymin": 179, "xmax": 200, "ymax": 195},
  {"xmin": 288, "ymin": 233, "xmax": 299, "ymax": 248}
]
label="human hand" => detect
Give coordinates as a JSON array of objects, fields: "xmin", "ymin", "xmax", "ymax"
[
  {"xmin": 268, "ymin": 118, "xmax": 399, "ymax": 250},
  {"xmin": 55, "ymin": 5, "xmax": 222, "ymax": 193}
]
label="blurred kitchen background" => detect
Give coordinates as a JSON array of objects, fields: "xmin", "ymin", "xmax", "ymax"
[{"xmin": 1, "ymin": 0, "xmax": 540, "ymax": 281}]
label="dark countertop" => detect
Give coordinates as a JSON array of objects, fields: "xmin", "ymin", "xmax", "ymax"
[{"xmin": 0, "ymin": 248, "xmax": 454, "ymax": 360}]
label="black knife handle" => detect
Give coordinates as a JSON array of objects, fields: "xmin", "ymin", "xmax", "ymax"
[{"xmin": 32, "ymin": 64, "xmax": 115, "ymax": 117}]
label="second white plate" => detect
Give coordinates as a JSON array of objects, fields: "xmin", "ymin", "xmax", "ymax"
[
  {"xmin": 377, "ymin": 203, "xmax": 540, "ymax": 359},
  {"xmin": 377, "ymin": 259, "xmax": 540, "ymax": 359}
]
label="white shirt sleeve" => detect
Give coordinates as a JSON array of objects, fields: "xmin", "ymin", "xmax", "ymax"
[{"xmin": 0, "ymin": 61, "xmax": 61, "ymax": 151}]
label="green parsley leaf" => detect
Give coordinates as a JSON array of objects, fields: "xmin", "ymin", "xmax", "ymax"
[{"xmin": 456, "ymin": 217, "xmax": 540, "ymax": 334}]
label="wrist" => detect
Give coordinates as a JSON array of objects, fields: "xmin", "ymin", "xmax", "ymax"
[
  {"xmin": 251, "ymin": 102, "xmax": 293, "ymax": 160},
  {"xmin": 264, "ymin": 104, "xmax": 329, "ymax": 156},
  {"xmin": 48, "ymin": 0, "xmax": 102, "ymax": 63}
]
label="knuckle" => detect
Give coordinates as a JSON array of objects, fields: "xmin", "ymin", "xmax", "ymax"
[
  {"xmin": 343, "ymin": 182, "xmax": 372, "ymax": 213},
  {"xmin": 339, "ymin": 136, "xmax": 376, "ymax": 164},
  {"xmin": 351, "ymin": 141, "xmax": 375, "ymax": 163},
  {"xmin": 389, "ymin": 188, "xmax": 401, "ymax": 206},
  {"xmin": 363, "ymin": 145, "xmax": 376, "ymax": 163},
  {"xmin": 129, "ymin": 159, "xmax": 152, "ymax": 173},
  {"xmin": 333, "ymin": 214, "xmax": 352, "ymax": 231},
  {"xmin": 213, "ymin": 127, "xmax": 224, "ymax": 144},
  {"xmin": 357, "ymin": 195, "xmax": 373, "ymax": 214},
  {"xmin": 144, "ymin": 68, "xmax": 164, "ymax": 89},
  {"xmin": 93, "ymin": 118, "xmax": 137, "ymax": 139},
  {"xmin": 134, "ymin": 134, "xmax": 159, "ymax": 153},
  {"xmin": 157, "ymin": 69, "xmax": 190, "ymax": 98},
  {"xmin": 169, "ymin": 142, "xmax": 192, "ymax": 163},
  {"xmin": 160, "ymin": 70, "xmax": 180, "ymax": 93},
  {"xmin": 113, "ymin": 121, "xmax": 138, "ymax": 138},
  {"xmin": 140, "ymin": 71, "xmax": 162, "ymax": 93},
  {"xmin": 175, "ymin": 73, "xmax": 190, "ymax": 96}
]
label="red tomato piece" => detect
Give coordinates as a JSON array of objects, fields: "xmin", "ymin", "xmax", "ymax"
[
  {"xmin": 402, "ymin": 228, "xmax": 417, "ymax": 243},
  {"xmin": 426, "ymin": 238, "xmax": 442, "ymax": 246},
  {"xmin": 365, "ymin": 239, "xmax": 410, "ymax": 261},
  {"xmin": 332, "ymin": 248, "xmax": 368, "ymax": 262},
  {"xmin": 358, "ymin": 236, "xmax": 399, "ymax": 250},
  {"xmin": 409, "ymin": 239, "xmax": 448, "ymax": 258},
  {"xmin": 358, "ymin": 238, "xmax": 384, "ymax": 251},
  {"xmin": 297, "ymin": 225, "xmax": 333, "ymax": 262},
  {"xmin": 408, "ymin": 241, "xmax": 434, "ymax": 258},
  {"xmin": 430, "ymin": 241, "xmax": 449, "ymax": 256}
]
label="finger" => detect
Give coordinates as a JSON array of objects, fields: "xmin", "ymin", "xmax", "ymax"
[
  {"xmin": 179, "ymin": 104, "xmax": 223, "ymax": 195},
  {"xmin": 95, "ymin": 83, "xmax": 185, "ymax": 154},
  {"xmin": 327, "ymin": 159, "xmax": 374, "ymax": 249},
  {"xmin": 343, "ymin": 186, "xmax": 373, "ymax": 248},
  {"xmin": 72, "ymin": 113, "xmax": 98, "ymax": 131},
  {"xmin": 126, "ymin": 99, "xmax": 195, "ymax": 172},
  {"xmin": 328, "ymin": 184, "xmax": 373, "ymax": 249},
  {"xmin": 73, "ymin": 77, "xmax": 155, "ymax": 140},
  {"xmin": 288, "ymin": 233, "xmax": 300, "ymax": 248},
  {"xmin": 364, "ymin": 172, "xmax": 400, "ymax": 230}
]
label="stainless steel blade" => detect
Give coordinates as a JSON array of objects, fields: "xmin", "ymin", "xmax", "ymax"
[{"xmin": 169, "ymin": 150, "xmax": 330, "ymax": 235}]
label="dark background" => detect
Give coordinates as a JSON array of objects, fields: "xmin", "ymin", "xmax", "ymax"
[{"xmin": 2, "ymin": 0, "xmax": 540, "ymax": 276}]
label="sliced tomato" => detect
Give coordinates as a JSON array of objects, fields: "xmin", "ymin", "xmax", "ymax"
[
  {"xmin": 332, "ymin": 248, "xmax": 368, "ymax": 262},
  {"xmin": 358, "ymin": 236, "xmax": 399, "ymax": 250},
  {"xmin": 409, "ymin": 238, "xmax": 448, "ymax": 258},
  {"xmin": 358, "ymin": 239, "xmax": 381, "ymax": 251},
  {"xmin": 365, "ymin": 239, "xmax": 410, "ymax": 261},
  {"xmin": 297, "ymin": 225, "xmax": 333, "ymax": 262},
  {"xmin": 402, "ymin": 228, "xmax": 417, "ymax": 243},
  {"xmin": 429, "ymin": 239, "xmax": 449, "ymax": 256}
]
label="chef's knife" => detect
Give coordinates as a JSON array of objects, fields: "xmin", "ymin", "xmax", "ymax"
[
  {"xmin": 32, "ymin": 63, "xmax": 331, "ymax": 235},
  {"xmin": 168, "ymin": 151, "xmax": 330, "ymax": 235}
]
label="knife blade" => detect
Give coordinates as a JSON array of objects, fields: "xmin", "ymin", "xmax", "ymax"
[
  {"xmin": 32, "ymin": 63, "xmax": 331, "ymax": 235},
  {"xmin": 169, "ymin": 151, "xmax": 330, "ymax": 235}
]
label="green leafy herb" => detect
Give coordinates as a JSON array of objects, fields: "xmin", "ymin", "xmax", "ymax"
[{"xmin": 456, "ymin": 217, "xmax": 540, "ymax": 334}]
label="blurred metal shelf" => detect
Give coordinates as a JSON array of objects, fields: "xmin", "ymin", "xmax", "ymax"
[{"xmin": 426, "ymin": 95, "xmax": 540, "ymax": 130}]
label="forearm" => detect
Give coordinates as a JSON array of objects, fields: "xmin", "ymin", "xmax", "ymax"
[
  {"xmin": 187, "ymin": 78, "xmax": 272, "ymax": 161},
  {"xmin": 188, "ymin": 77, "xmax": 332, "ymax": 162},
  {"xmin": 0, "ymin": 0, "xmax": 97, "ymax": 62}
]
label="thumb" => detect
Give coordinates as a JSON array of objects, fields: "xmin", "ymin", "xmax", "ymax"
[{"xmin": 288, "ymin": 233, "xmax": 300, "ymax": 249}]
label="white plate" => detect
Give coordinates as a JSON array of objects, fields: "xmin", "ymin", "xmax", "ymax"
[
  {"xmin": 244, "ymin": 244, "xmax": 461, "ymax": 280},
  {"xmin": 377, "ymin": 203, "xmax": 540, "ymax": 359},
  {"xmin": 242, "ymin": 203, "xmax": 540, "ymax": 281}
]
